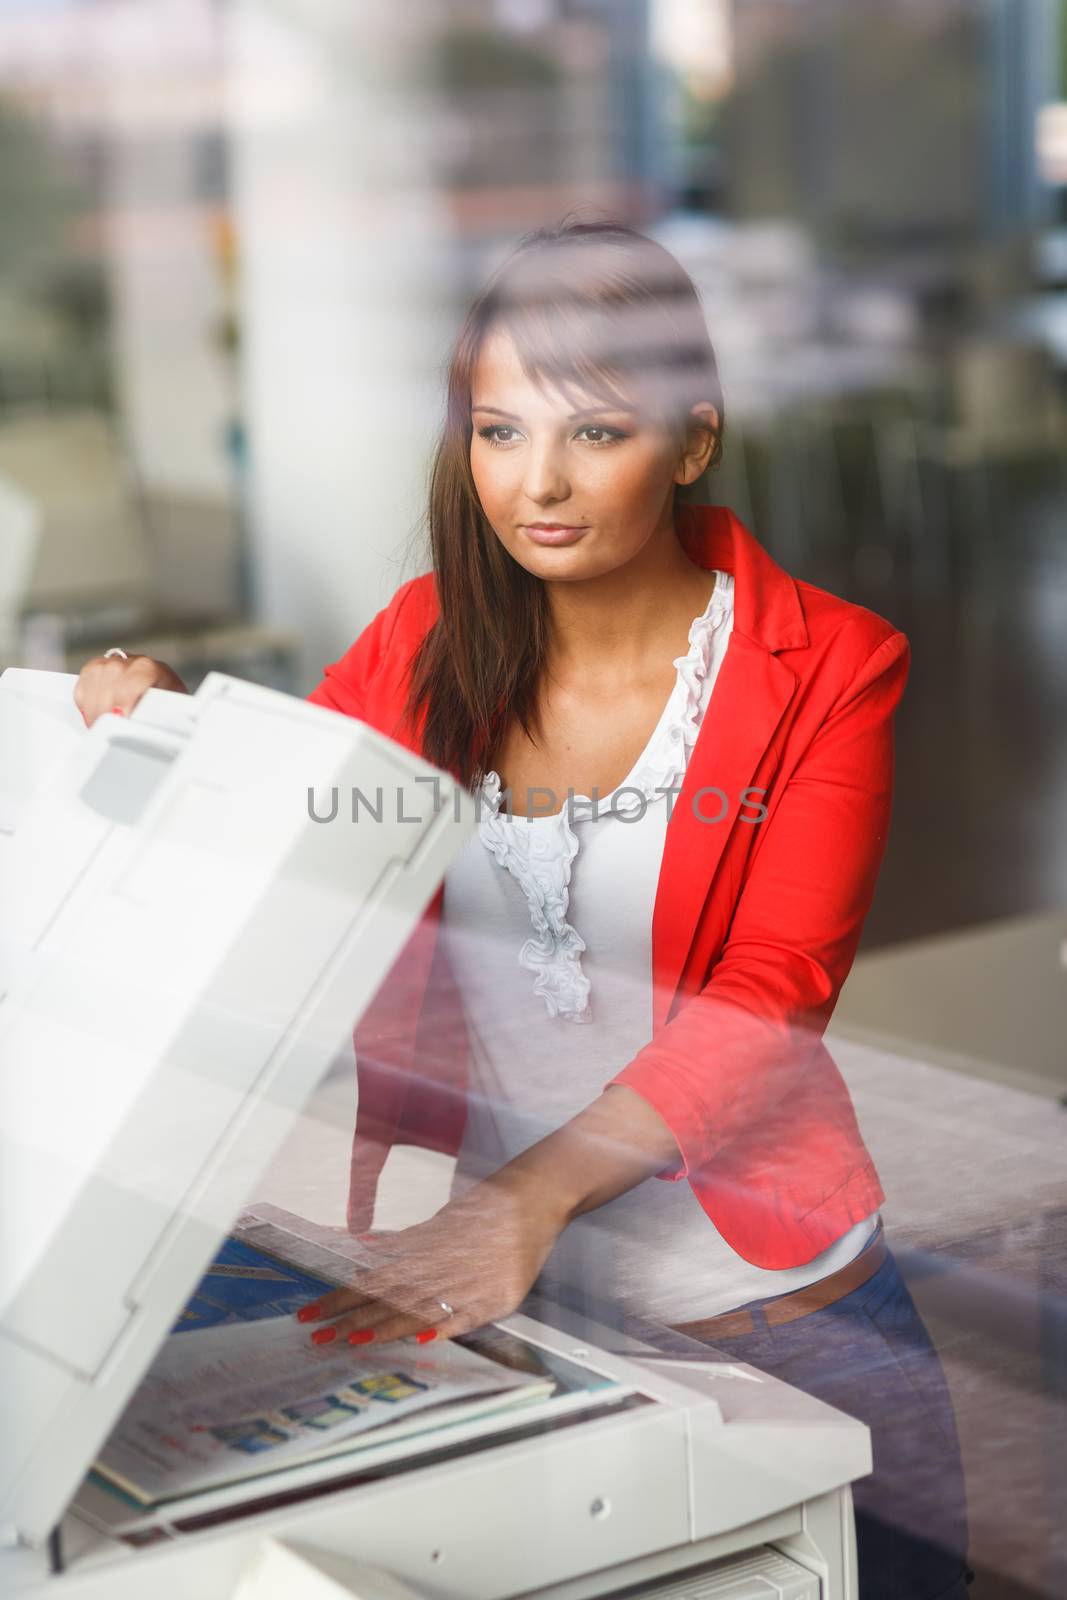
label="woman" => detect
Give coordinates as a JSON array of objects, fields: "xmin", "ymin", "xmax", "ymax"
[{"xmin": 77, "ymin": 219, "xmax": 969, "ymax": 1599}]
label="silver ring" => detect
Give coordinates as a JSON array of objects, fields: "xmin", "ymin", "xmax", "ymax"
[
  {"xmin": 436, "ymin": 1299, "xmax": 455, "ymax": 1320},
  {"xmin": 103, "ymin": 647, "xmax": 129, "ymax": 661}
]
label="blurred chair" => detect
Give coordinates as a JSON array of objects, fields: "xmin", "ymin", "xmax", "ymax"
[
  {"xmin": 0, "ymin": 407, "xmax": 154, "ymax": 629},
  {"xmin": 947, "ymin": 335, "xmax": 1067, "ymax": 468},
  {"xmin": 898, "ymin": 338, "xmax": 1067, "ymax": 590},
  {"xmin": 0, "ymin": 406, "xmax": 301, "ymax": 691}
]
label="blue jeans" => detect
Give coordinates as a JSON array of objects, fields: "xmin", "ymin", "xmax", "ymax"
[{"xmin": 665, "ymin": 1243, "xmax": 972, "ymax": 1600}]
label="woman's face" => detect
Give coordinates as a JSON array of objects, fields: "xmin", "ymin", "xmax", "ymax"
[{"xmin": 469, "ymin": 326, "xmax": 712, "ymax": 582}]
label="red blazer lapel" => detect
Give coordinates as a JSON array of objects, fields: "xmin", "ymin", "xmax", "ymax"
[
  {"xmin": 651, "ymin": 505, "xmax": 808, "ymax": 1030},
  {"xmin": 653, "ymin": 637, "xmax": 798, "ymax": 1031}
]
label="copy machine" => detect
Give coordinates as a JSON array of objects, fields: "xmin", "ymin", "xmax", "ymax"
[{"xmin": 0, "ymin": 667, "xmax": 871, "ymax": 1600}]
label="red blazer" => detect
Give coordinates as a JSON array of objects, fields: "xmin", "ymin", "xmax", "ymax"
[{"xmin": 308, "ymin": 504, "xmax": 910, "ymax": 1269}]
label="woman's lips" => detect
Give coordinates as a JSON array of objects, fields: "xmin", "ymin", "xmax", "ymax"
[{"xmin": 523, "ymin": 525, "xmax": 589, "ymax": 546}]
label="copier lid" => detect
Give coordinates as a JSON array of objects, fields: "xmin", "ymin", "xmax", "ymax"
[{"xmin": 0, "ymin": 667, "xmax": 475, "ymax": 1546}]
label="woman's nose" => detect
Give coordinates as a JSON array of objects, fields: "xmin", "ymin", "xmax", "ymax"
[{"xmin": 522, "ymin": 442, "xmax": 570, "ymax": 503}]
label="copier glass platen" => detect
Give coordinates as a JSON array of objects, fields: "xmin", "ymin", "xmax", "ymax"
[{"xmin": 0, "ymin": 669, "xmax": 872, "ymax": 1600}]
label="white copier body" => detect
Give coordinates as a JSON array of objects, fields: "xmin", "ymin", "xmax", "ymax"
[{"xmin": 0, "ymin": 669, "xmax": 871, "ymax": 1600}]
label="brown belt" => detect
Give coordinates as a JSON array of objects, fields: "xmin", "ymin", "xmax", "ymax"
[{"xmin": 670, "ymin": 1224, "xmax": 888, "ymax": 1343}]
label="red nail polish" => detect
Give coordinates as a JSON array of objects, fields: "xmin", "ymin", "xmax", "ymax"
[
  {"xmin": 416, "ymin": 1329, "xmax": 438, "ymax": 1345},
  {"xmin": 348, "ymin": 1329, "xmax": 375, "ymax": 1346},
  {"xmin": 111, "ymin": 706, "xmax": 126, "ymax": 716},
  {"xmin": 296, "ymin": 1303, "xmax": 323, "ymax": 1323},
  {"xmin": 311, "ymin": 1326, "xmax": 337, "ymax": 1346}
]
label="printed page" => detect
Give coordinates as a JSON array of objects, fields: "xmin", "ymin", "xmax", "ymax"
[
  {"xmin": 95, "ymin": 1311, "xmax": 548, "ymax": 1505},
  {"xmin": 172, "ymin": 1235, "xmax": 341, "ymax": 1331}
]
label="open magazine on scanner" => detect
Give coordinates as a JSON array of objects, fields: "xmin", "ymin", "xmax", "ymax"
[
  {"xmin": 88, "ymin": 1232, "xmax": 556, "ymax": 1514},
  {"xmin": 76, "ymin": 1202, "xmax": 631, "ymax": 1539},
  {"xmin": 0, "ymin": 665, "xmax": 485, "ymax": 1547}
]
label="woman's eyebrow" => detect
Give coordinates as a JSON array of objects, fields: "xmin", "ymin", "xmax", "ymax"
[{"xmin": 471, "ymin": 403, "xmax": 634, "ymax": 421}]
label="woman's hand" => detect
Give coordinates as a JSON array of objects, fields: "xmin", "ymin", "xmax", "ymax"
[
  {"xmin": 296, "ymin": 1086, "xmax": 680, "ymax": 1348},
  {"xmin": 74, "ymin": 653, "xmax": 189, "ymax": 727},
  {"xmin": 295, "ymin": 1172, "xmax": 569, "ymax": 1347}
]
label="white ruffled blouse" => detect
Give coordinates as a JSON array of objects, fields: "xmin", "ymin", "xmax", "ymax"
[
  {"xmin": 474, "ymin": 569, "xmax": 735, "ymax": 1023},
  {"xmin": 439, "ymin": 565, "xmax": 880, "ymax": 1323}
]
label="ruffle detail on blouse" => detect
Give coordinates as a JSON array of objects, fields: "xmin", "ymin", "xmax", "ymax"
[
  {"xmin": 478, "ymin": 769, "xmax": 592, "ymax": 1023},
  {"xmin": 477, "ymin": 569, "xmax": 734, "ymax": 1022}
]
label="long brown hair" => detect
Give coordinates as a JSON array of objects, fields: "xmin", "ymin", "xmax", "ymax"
[{"xmin": 403, "ymin": 216, "xmax": 726, "ymax": 789}]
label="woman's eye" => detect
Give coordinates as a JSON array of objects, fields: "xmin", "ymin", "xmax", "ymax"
[
  {"xmin": 576, "ymin": 426, "xmax": 625, "ymax": 446},
  {"xmin": 476, "ymin": 424, "xmax": 519, "ymax": 447}
]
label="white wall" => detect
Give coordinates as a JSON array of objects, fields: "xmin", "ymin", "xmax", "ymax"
[
  {"xmin": 96, "ymin": 0, "xmax": 237, "ymax": 502},
  {"xmin": 225, "ymin": 0, "xmax": 453, "ymax": 689}
]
